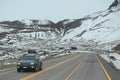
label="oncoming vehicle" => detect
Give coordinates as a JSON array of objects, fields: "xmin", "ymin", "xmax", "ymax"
[{"xmin": 17, "ymin": 54, "xmax": 42, "ymax": 72}]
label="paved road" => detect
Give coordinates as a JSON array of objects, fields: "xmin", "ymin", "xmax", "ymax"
[{"xmin": 0, "ymin": 53, "xmax": 119, "ymax": 80}]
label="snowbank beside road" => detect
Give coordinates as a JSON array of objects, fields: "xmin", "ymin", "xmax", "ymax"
[
  {"xmin": 99, "ymin": 54, "xmax": 110, "ymax": 63},
  {"xmin": 100, "ymin": 52, "xmax": 120, "ymax": 70}
]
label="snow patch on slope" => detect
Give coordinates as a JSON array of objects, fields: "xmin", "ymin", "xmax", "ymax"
[
  {"xmin": 0, "ymin": 26, "xmax": 14, "ymax": 33},
  {"xmin": 21, "ymin": 19, "xmax": 53, "ymax": 25},
  {"xmin": 62, "ymin": 8, "xmax": 120, "ymax": 44}
]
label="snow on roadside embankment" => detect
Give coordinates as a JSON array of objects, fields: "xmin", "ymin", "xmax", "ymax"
[
  {"xmin": 0, "ymin": 26, "xmax": 14, "ymax": 33},
  {"xmin": 100, "ymin": 53, "xmax": 120, "ymax": 70}
]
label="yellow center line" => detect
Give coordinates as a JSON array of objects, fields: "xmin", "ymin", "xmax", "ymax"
[
  {"xmin": 64, "ymin": 54, "xmax": 88, "ymax": 80},
  {"xmin": 0, "ymin": 69, "xmax": 16, "ymax": 75},
  {"xmin": 0, "ymin": 54, "xmax": 74, "ymax": 75},
  {"xmin": 20, "ymin": 54, "xmax": 82, "ymax": 80},
  {"xmin": 96, "ymin": 55, "xmax": 112, "ymax": 80}
]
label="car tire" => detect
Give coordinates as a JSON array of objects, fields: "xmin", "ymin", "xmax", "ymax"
[
  {"xmin": 39, "ymin": 65, "xmax": 42, "ymax": 70},
  {"xmin": 17, "ymin": 69, "xmax": 21, "ymax": 72},
  {"xmin": 39, "ymin": 63, "xmax": 42, "ymax": 70},
  {"xmin": 34, "ymin": 66, "xmax": 38, "ymax": 72}
]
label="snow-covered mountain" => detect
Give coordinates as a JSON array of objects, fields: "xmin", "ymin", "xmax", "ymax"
[
  {"xmin": 0, "ymin": 0, "xmax": 120, "ymax": 50},
  {"xmin": 62, "ymin": 0, "xmax": 120, "ymax": 44},
  {"xmin": 0, "ymin": 19, "xmax": 57, "ymax": 39},
  {"xmin": 0, "ymin": 18, "xmax": 82, "ymax": 40}
]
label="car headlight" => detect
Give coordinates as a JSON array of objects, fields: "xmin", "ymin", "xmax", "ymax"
[
  {"xmin": 31, "ymin": 62, "xmax": 35, "ymax": 65},
  {"xmin": 17, "ymin": 62, "xmax": 21, "ymax": 65}
]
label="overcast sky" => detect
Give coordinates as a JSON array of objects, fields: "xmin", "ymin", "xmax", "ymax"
[{"xmin": 0, "ymin": 0, "xmax": 114, "ymax": 22}]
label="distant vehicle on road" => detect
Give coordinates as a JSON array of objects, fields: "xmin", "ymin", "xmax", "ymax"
[
  {"xmin": 70, "ymin": 47, "xmax": 78, "ymax": 50},
  {"xmin": 17, "ymin": 54, "xmax": 42, "ymax": 72}
]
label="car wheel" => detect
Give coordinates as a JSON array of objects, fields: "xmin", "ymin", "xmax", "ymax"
[
  {"xmin": 17, "ymin": 69, "xmax": 21, "ymax": 72},
  {"xmin": 39, "ymin": 63, "xmax": 42, "ymax": 70},
  {"xmin": 34, "ymin": 66, "xmax": 38, "ymax": 72},
  {"xmin": 39, "ymin": 65, "xmax": 42, "ymax": 70}
]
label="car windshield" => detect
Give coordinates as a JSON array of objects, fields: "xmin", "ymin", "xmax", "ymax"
[{"xmin": 21, "ymin": 56, "xmax": 35, "ymax": 60}]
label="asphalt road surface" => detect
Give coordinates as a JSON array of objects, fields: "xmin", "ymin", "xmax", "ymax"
[{"xmin": 0, "ymin": 53, "xmax": 119, "ymax": 80}]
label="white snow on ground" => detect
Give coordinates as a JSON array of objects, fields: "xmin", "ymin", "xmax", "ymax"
[
  {"xmin": 111, "ymin": 59, "xmax": 120, "ymax": 70},
  {"xmin": 53, "ymin": 52, "xmax": 71, "ymax": 57},
  {"xmin": 62, "ymin": 20, "xmax": 91, "ymax": 40},
  {"xmin": 17, "ymin": 30, "xmax": 57, "ymax": 39},
  {"xmin": 100, "ymin": 54, "xmax": 110, "ymax": 63},
  {"xmin": 4, "ymin": 62, "xmax": 17, "ymax": 65},
  {"xmin": 0, "ymin": 51, "xmax": 24, "ymax": 60},
  {"xmin": 0, "ymin": 68, "xmax": 15, "ymax": 72},
  {"xmin": 17, "ymin": 32, "xmax": 47, "ymax": 39},
  {"xmin": 109, "ymin": 53, "xmax": 120, "ymax": 69},
  {"xmin": 63, "ymin": 19, "xmax": 75, "ymax": 25},
  {"xmin": 0, "ymin": 0, "xmax": 120, "ymax": 71},
  {"xmin": 62, "ymin": 7, "xmax": 120, "ymax": 44},
  {"xmin": 0, "ymin": 26, "xmax": 14, "ymax": 33},
  {"xmin": 21, "ymin": 19, "xmax": 52, "ymax": 25},
  {"xmin": 53, "ymin": 50, "xmax": 94, "ymax": 57},
  {"xmin": 77, "ymin": 50, "xmax": 95, "ymax": 53},
  {"xmin": 0, "ymin": 28, "xmax": 57, "ymax": 50},
  {"xmin": 109, "ymin": 53, "xmax": 120, "ymax": 60},
  {"xmin": 100, "ymin": 53, "xmax": 120, "ymax": 70},
  {"xmin": 39, "ymin": 55, "xmax": 49, "ymax": 60}
]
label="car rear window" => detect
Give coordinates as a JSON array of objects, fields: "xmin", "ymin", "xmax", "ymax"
[{"xmin": 21, "ymin": 55, "xmax": 35, "ymax": 60}]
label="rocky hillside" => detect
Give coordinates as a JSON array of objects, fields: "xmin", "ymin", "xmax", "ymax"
[
  {"xmin": 62, "ymin": 0, "xmax": 120, "ymax": 44},
  {"xmin": 0, "ymin": 0, "xmax": 120, "ymax": 50},
  {"xmin": 0, "ymin": 19, "xmax": 82, "ymax": 39}
]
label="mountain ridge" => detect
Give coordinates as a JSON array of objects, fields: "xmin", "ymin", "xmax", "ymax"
[{"xmin": 0, "ymin": 0, "xmax": 120, "ymax": 45}]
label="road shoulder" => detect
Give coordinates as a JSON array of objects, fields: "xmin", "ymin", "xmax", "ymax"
[{"xmin": 98, "ymin": 55, "xmax": 120, "ymax": 80}]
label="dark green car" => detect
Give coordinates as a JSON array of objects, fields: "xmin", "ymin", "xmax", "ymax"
[{"xmin": 17, "ymin": 54, "xmax": 42, "ymax": 72}]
